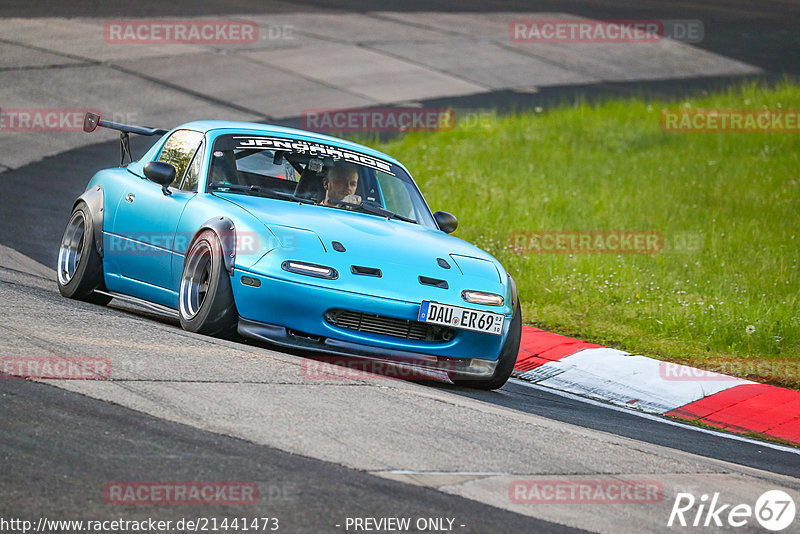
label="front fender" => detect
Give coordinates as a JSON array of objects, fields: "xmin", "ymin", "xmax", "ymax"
[
  {"xmin": 187, "ymin": 216, "xmax": 237, "ymax": 275},
  {"xmin": 507, "ymin": 272, "xmax": 518, "ymax": 309}
]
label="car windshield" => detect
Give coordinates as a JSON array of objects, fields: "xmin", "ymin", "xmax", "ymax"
[{"xmin": 206, "ymin": 134, "xmax": 436, "ymax": 227}]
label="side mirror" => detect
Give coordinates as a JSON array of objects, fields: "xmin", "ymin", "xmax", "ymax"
[
  {"xmin": 143, "ymin": 161, "xmax": 176, "ymax": 195},
  {"xmin": 433, "ymin": 211, "xmax": 458, "ymax": 234}
]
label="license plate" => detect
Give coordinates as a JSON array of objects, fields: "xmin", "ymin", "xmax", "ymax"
[{"xmin": 418, "ymin": 301, "xmax": 505, "ymax": 335}]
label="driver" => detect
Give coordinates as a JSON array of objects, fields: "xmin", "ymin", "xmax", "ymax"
[{"xmin": 322, "ymin": 161, "xmax": 361, "ymax": 206}]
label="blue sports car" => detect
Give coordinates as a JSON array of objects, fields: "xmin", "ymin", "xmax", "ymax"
[{"xmin": 57, "ymin": 113, "xmax": 521, "ymax": 389}]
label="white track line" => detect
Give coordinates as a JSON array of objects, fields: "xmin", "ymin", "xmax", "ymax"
[
  {"xmin": 384, "ymin": 470, "xmax": 508, "ymax": 476},
  {"xmin": 509, "ymin": 378, "xmax": 800, "ymax": 455}
]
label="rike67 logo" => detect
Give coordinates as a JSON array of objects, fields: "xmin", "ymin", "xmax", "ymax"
[{"xmin": 668, "ymin": 490, "xmax": 796, "ymax": 531}]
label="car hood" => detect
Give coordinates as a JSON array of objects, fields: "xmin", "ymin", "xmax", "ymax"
[{"xmin": 216, "ymin": 193, "xmax": 509, "ymax": 310}]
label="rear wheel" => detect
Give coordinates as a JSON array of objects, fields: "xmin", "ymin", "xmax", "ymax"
[
  {"xmin": 57, "ymin": 201, "xmax": 111, "ymax": 305},
  {"xmin": 179, "ymin": 230, "xmax": 238, "ymax": 337},
  {"xmin": 450, "ymin": 301, "xmax": 522, "ymax": 390}
]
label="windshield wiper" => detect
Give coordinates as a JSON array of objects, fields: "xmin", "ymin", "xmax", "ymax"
[
  {"xmin": 269, "ymin": 190, "xmax": 317, "ymax": 204},
  {"xmin": 329, "ymin": 199, "xmax": 416, "ymax": 224},
  {"xmin": 209, "ymin": 182, "xmax": 260, "ymax": 193},
  {"xmin": 209, "ymin": 182, "xmax": 315, "ymax": 204}
]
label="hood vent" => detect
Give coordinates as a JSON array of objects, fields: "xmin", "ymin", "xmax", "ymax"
[
  {"xmin": 419, "ymin": 276, "xmax": 448, "ymax": 289},
  {"xmin": 351, "ymin": 265, "xmax": 382, "ymax": 277}
]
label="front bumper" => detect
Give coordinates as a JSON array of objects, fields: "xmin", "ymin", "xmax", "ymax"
[
  {"xmin": 238, "ymin": 317, "xmax": 498, "ymax": 378},
  {"xmin": 232, "ymin": 268, "xmax": 510, "ymax": 367}
]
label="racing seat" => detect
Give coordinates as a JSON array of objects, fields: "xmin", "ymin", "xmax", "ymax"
[
  {"xmin": 208, "ymin": 150, "xmax": 241, "ymax": 185},
  {"xmin": 294, "ymin": 168, "xmax": 325, "ymax": 203}
]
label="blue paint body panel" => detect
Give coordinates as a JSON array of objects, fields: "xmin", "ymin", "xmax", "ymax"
[{"xmin": 81, "ymin": 120, "xmax": 515, "ymax": 362}]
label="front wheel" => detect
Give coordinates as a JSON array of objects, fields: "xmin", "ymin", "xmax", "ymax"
[
  {"xmin": 179, "ymin": 230, "xmax": 238, "ymax": 337},
  {"xmin": 450, "ymin": 301, "xmax": 522, "ymax": 390},
  {"xmin": 57, "ymin": 201, "xmax": 111, "ymax": 305}
]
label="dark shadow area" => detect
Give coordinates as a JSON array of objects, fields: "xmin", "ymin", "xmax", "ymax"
[
  {"xmin": 271, "ymin": 73, "xmax": 787, "ymax": 144},
  {"xmin": 0, "ymin": 136, "xmax": 153, "ymax": 269},
  {"xmin": 0, "ymin": 378, "xmax": 581, "ymax": 532},
  {"xmin": 416, "ymin": 74, "xmax": 789, "ymax": 113}
]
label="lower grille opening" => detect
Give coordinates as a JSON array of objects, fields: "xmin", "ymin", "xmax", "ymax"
[
  {"xmin": 325, "ymin": 309, "xmax": 454, "ymax": 342},
  {"xmin": 288, "ymin": 329, "xmax": 324, "ymax": 343}
]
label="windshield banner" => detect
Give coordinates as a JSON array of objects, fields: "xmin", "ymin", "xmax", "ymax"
[{"xmin": 232, "ymin": 136, "xmax": 394, "ymax": 175}]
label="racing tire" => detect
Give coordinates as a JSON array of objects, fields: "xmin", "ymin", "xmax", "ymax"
[
  {"xmin": 450, "ymin": 301, "xmax": 522, "ymax": 390},
  {"xmin": 179, "ymin": 230, "xmax": 238, "ymax": 337},
  {"xmin": 57, "ymin": 201, "xmax": 112, "ymax": 305}
]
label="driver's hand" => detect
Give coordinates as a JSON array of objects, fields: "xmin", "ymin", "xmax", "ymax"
[{"xmin": 342, "ymin": 194, "xmax": 362, "ymax": 204}]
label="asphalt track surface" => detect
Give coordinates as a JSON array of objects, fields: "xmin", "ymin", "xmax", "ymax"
[
  {"xmin": 1, "ymin": 377, "xmax": 578, "ymax": 533},
  {"xmin": 2, "ymin": 0, "xmax": 798, "ymax": 76},
  {"xmin": 2, "ymin": 250, "xmax": 799, "ymax": 533},
  {"xmin": 2, "ymin": 1, "xmax": 800, "ymax": 533}
]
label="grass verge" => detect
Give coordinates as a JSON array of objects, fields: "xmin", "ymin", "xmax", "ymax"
[{"xmin": 372, "ymin": 81, "xmax": 800, "ymax": 389}]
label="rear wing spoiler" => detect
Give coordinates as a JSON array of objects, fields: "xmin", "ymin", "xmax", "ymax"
[{"xmin": 83, "ymin": 112, "xmax": 169, "ymax": 166}]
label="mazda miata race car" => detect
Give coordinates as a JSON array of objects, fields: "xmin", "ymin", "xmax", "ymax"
[{"xmin": 57, "ymin": 113, "xmax": 521, "ymax": 389}]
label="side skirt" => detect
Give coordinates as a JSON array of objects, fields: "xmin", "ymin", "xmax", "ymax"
[{"xmin": 94, "ymin": 289, "xmax": 179, "ymax": 320}]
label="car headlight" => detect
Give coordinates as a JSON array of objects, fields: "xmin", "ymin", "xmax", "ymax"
[
  {"xmin": 281, "ymin": 260, "xmax": 338, "ymax": 279},
  {"xmin": 461, "ymin": 290, "xmax": 504, "ymax": 306}
]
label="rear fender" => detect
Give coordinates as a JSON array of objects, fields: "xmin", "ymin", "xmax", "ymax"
[{"xmin": 74, "ymin": 185, "xmax": 105, "ymax": 257}]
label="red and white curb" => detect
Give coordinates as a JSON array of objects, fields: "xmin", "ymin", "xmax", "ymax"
[{"xmin": 513, "ymin": 326, "xmax": 800, "ymax": 445}]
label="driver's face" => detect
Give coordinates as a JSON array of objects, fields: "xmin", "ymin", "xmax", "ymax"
[{"xmin": 325, "ymin": 170, "xmax": 358, "ymax": 202}]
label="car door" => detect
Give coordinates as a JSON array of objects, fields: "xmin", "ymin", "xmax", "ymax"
[{"xmin": 108, "ymin": 130, "xmax": 204, "ymax": 302}]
